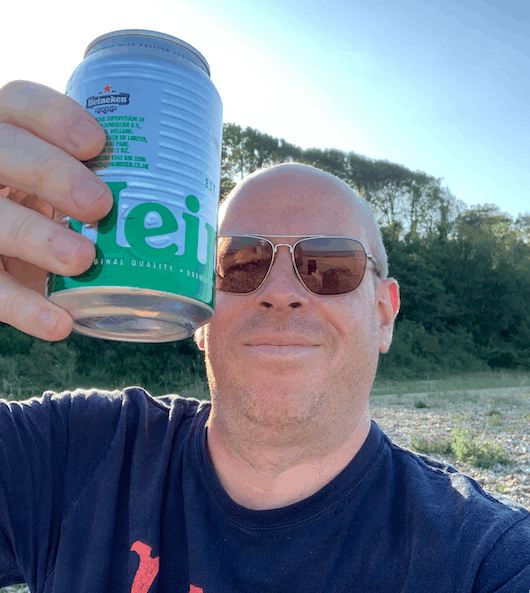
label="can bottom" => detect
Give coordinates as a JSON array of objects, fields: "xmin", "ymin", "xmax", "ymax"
[{"xmin": 49, "ymin": 286, "xmax": 213, "ymax": 343}]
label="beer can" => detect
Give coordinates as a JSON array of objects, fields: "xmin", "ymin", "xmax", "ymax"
[{"xmin": 47, "ymin": 30, "xmax": 223, "ymax": 342}]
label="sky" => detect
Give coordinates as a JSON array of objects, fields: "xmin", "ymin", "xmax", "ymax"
[{"xmin": 1, "ymin": 0, "xmax": 528, "ymax": 219}]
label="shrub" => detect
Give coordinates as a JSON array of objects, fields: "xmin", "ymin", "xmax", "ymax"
[
  {"xmin": 378, "ymin": 320, "xmax": 488, "ymax": 380},
  {"xmin": 410, "ymin": 428, "xmax": 512, "ymax": 470},
  {"xmin": 486, "ymin": 349, "xmax": 518, "ymax": 370},
  {"xmin": 451, "ymin": 429, "xmax": 510, "ymax": 469},
  {"xmin": 414, "ymin": 400, "xmax": 429, "ymax": 409},
  {"xmin": 410, "ymin": 435, "xmax": 452, "ymax": 457}
]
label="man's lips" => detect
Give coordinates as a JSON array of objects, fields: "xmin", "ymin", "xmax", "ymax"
[
  {"xmin": 243, "ymin": 336, "xmax": 321, "ymax": 356},
  {"xmin": 244, "ymin": 336, "xmax": 320, "ymax": 347}
]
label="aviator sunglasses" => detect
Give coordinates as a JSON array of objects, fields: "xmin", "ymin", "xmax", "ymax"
[{"xmin": 215, "ymin": 235, "xmax": 381, "ymax": 296}]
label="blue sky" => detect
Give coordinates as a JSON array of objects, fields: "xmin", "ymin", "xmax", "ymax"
[{"xmin": 2, "ymin": 0, "xmax": 528, "ymax": 219}]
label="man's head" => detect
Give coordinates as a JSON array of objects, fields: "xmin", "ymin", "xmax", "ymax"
[{"xmin": 196, "ymin": 163, "xmax": 399, "ymax": 448}]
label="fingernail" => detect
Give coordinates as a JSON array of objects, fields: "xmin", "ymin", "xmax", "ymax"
[
  {"xmin": 72, "ymin": 177, "xmax": 109, "ymax": 209},
  {"xmin": 39, "ymin": 309, "xmax": 61, "ymax": 333},
  {"xmin": 68, "ymin": 118, "xmax": 101, "ymax": 148},
  {"xmin": 50, "ymin": 233, "xmax": 86, "ymax": 265}
]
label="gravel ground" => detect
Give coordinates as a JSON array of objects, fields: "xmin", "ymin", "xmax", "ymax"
[{"xmin": 371, "ymin": 386, "xmax": 530, "ymax": 511}]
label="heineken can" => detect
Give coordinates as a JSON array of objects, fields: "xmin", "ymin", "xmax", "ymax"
[{"xmin": 47, "ymin": 30, "xmax": 223, "ymax": 342}]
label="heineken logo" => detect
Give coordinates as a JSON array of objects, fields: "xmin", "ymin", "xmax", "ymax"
[
  {"xmin": 86, "ymin": 84, "xmax": 130, "ymax": 114},
  {"xmin": 87, "ymin": 94, "xmax": 130, "ymax": 108}
]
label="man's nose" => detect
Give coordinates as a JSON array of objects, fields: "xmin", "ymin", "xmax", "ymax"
[{"xmin": 255, "ymin": 247, "xmax": 309, "ymax": 310}]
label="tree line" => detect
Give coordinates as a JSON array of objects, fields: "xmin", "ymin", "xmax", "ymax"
[
  {"xmin": 221, "ymin": 123, "xmax": 530, "ymax": 378},
  {"xmin": 1, "ymin": 122, "xmax": 529, "ymax": 400}
]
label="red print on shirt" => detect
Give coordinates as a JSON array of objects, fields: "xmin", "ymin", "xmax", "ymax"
[
  {"xmin": 189, "ymin": 587, "xmax": 204, "ymax": 592},
  {"xmin": 131, "ymin": 541, "xmax": 160, "ymax": 593}
]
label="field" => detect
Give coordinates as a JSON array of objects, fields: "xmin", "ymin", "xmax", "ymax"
[{"xmin": 1, "ymin": 373, "xmax": 529, "ymax": 592}]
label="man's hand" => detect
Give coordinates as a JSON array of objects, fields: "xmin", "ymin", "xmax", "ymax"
[{"xmin": 0, "ymin": 81, "xmax": 113, "ymax": 341}]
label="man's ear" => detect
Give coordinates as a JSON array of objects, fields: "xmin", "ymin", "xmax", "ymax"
[
  {"xmin": 377, "ymin": 279, "xmax": 400, "ymax": 354},
  {"xmin": 194, "ymin": 325, "xmax": 208, "ymax": 351}
]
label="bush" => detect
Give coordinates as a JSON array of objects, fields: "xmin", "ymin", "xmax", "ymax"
[
  {"xmin": 451, "ymin": 429, "xmax": 511, "ymax": 469},
  {"xmin": 377, "ymin": 320, "xmax": 487, "ymax": 380},
  {"xmin": 410, "ymin": 435, "xmax": 453, "ymax": 457},
  {"xmin": 486, "ymin": 348, "xmax": 518, "ymax": 370},
  {"xmin": 410, "ymin": 428, "xmax": 512, "ymax": 470}
]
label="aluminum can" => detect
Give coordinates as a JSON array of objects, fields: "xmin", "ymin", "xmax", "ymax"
[{"xmin": 47, "ymin": 30, "xmax": 223, "ymax": 342}]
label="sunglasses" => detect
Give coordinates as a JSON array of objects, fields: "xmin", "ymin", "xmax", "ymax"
[{"xmin": 215, "ymin": 235, "xmax": 380, "ymax": 296}]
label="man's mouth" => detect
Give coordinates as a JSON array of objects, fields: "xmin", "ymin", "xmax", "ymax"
[
  {"xmin": 243, "ymin": 336, "xmax": 320, "ymax": 356},
  {"xmin": 244, "ymin": 334, "xmax": 319, "ymax": 346}
]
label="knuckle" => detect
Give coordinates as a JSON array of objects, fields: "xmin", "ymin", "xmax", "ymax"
[
  {"xmin": 0, "ymin": 81, "xmax": 72, "ymax": 130},
  {"xmin": 0, "ymin": 81, "xmax": 34, "ymax": 118},
  {"xmin": 0, "ymin": 275, "xmax": 26, "ymax": 322},
  {"xmin": 30, "ymin": 149, "xmax": 64, "ymax": 188},
  {"xmin": 0, "ymin": 121, "xmax": 24, "ymax": 143},
  {"xmin": 0, "ymin": 79, "xmax": 27, "ymax": 100},
  {"xmin": 7, "ymin": 209, "xmax": 38, "ymax": 252}
]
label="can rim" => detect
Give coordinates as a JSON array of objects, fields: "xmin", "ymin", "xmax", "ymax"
[{"xmin": 84, "ymin": 29, "xmax": 211, "ymax": 76}]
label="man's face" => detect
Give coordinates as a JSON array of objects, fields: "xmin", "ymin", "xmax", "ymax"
[{"xmin": 197, "ymin": 166, "xmax": 397, "ymax": 442}]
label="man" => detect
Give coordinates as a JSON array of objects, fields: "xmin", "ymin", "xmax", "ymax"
[{"xmin": 0, "ymin": 81, "xmax": 529, "ymax": 592}]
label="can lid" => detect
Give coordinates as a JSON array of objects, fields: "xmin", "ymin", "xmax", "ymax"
[{"xmin": 84, "ymin": 29, "xmax": 211, "ymax": 76}]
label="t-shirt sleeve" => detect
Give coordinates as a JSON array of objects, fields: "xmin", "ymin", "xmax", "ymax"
[
  {"xmin": 0, "ymin": 390, "xmax": 123, "ymax": 589},
  {"xmin": 473, "ymin": 514, "xmax": 530, "ymax": 591}
]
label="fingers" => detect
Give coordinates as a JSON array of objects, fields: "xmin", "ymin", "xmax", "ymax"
[
  {"xmin": 0, "ymin": 123, "xmax": 113, "ymax": 223},
  {"xmin": 0, "ymin": 80, "xmax": 106, "ymax": 162},
  {"xmin": 0, "ymin": 199, "xmax": 94, "ymax": 342},
  {"xmin": 0, "ymin": 271, "xmax": 74, "ymax": 341},
  {"xmin": 0, "ymin": 81, "xmax": 111, "ymax": 341},
  {"xmin": 0, "ymin": 197, "xmax": 96, "ymax": 277},
  {"xmin": 0, "ymin": 80, "xmax": 113, "ymax": 223}
]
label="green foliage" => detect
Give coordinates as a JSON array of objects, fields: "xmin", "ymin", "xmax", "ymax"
[
  {"xmin": 411, "ymin": 428, "xmax": 512, "ymax": 469},
  {"xmin": 410, "ymin": 435, "xmax": 453, "ymax": 457},
  {"xmin": 0, "ymin": 324, "xmax": 207, "ymax": 401},
  {"xmin": 413, "ymin": 400, "xmax": 429, "ymax": 409},
  {"xmin": 376, "ymin": 320, "xmax": 488, "ymax": 380},
  {"xmin": 451, "ymin": 429, "xmax": 511, "ymax": 469}
]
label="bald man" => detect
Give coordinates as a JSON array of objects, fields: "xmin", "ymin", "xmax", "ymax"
[{"xmin": 0, "ymin": 82, "xmax": 529, "ymax": 592}]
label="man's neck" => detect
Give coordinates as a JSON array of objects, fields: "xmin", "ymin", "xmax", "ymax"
[{"xmin": 205, "ymin": 404, "xmax": 371, "ymax": 511}]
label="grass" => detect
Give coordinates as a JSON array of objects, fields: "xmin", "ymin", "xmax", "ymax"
[
  {"xmin": 370, "ymin": 371, "xmax": 530, "ymax": 410},
  {"xmin": 372, "ymin": 371, "xmax": 530, "ymax": 397}
]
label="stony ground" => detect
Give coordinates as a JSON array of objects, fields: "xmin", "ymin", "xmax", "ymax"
[{"xmin": 371, "ymin": 386, "xmax": 530, "ymax": 510}]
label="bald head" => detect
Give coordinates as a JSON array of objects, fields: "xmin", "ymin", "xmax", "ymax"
[{"xmin": 219, "ymin": 163, "xmax": 388, "ymax": 278}]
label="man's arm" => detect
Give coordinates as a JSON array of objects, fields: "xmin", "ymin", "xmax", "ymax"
[{"xmin": 0, "ymin": 395, "xmax": 70, "ymax": 588}]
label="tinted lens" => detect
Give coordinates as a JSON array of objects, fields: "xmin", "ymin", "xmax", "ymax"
[
  {"xmin": 294, "ymin": 238, "xmax": 367, "ymax": 295},
  {"xmin": 216, "ymin": 236, "xmax": 273, "ymax": 293}
]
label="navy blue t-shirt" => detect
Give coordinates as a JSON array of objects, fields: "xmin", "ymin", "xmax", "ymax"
[{"xmin": 0, "ymin": 388, "xmax": 529, "ymax": 592}]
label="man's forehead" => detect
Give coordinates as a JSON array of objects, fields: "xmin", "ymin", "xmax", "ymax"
[{"xmin": 219, "ymin": 165, "xmax": 369, "ymax": 234}]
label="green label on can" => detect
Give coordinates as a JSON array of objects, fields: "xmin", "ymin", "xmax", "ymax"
[{"xmin": 49, "ymin": 181, "xmax": 216, "ymax": 307}]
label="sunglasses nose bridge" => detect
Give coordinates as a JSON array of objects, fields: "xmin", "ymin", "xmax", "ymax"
[
  {"xmin": 269, "ymin": 243, "xmax": 297, "ymax": 273},
  {"xmin": 271, "ymin": 243, "xmax": 296, "ymax": 255},
  {"xmin": 262, "ymin": 242, "xmax": 302, "ymax": 290}
]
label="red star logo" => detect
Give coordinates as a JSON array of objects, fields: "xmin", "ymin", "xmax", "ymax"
[{"xmin": 103, "ymin": 84, "xmax": 112, "ymax": 92}]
